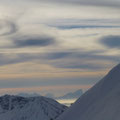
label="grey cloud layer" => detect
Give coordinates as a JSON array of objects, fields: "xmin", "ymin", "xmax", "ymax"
[
  {"xmin": 44, "ymin": 50, "xmax": 120, "ymax": 69},
  {"xmin": 53, "ymin": 25, "xmax": 120, "ymax": 30},
  {"xmin": 0, "ymin": 0, "xmax": 119, "ymax": 70},
  {"xmin": 0, "ymin": 53, "xmax": 34, "ymax": 66},
  {"xmin": 45, "ymin": 50, "xmax": 119, "ymax": 61},
  {"xmin": 35, "ymin": 0, "xmax": 120, "ymax": 8},
  {"xmin": 1, "ymin": 0, "xmax": 120, "ymax": 8},
  {"xmin": 100, "ymin": 35, "xmax": 120, "ymax": 48},
  {"xmin": 48, "ymin": 18, "xmax": 120, "ymax": 30},
  {"xmin": 0, "ymin": 49, "xmax": 119, "ymax": 70},
  {"xmin": 0, "ymin": 0, "xmax": 119, "ymax": 94},
  {"xmin": 0, "ymin": 76, "xmax": 99, "ymax": 89},
  {"xmin": 12, "ymin": 36, "xmax": 56, "ymax": 47}
]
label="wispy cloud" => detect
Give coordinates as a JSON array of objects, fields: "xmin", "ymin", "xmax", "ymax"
[
  {"xmin": 0, "ymin": 49, "xmax": 119, "ymax": 71},
  {"xmin": 52, "ymin": 25, "xmax": 120, "ymax": 30},
  {"xmin": 0, "ymin": 0, "xmax": 120, "ymax": 95},
  {"xmin": 33, "ymin": 0, "xmax": 120, "ymax": 8},
  {"xmin": 0, "ymin": 20, "xmax": 17, "ymax": 36}
]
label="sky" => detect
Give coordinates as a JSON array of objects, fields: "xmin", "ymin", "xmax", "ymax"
[{"xmin": 0, "ymin": 0, "xmax": 120, "ymax": 96}]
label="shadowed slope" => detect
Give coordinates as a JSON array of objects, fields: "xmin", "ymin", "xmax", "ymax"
[{"xmin": 57, "ymin": 64, "xmax": 120, "ymax": 120}]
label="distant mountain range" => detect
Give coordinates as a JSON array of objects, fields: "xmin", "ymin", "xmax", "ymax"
[
  {"xmin": 17, "ymin": 89, "xmax": 83, "ymax": 100},
  {"xmin": 0, "ymin": 95, "xmax": 67, "ymax": 120},
  {"xmin": 56, "ymin": 89, "xmax": 83, "ymax": 99},
  {"xmin": 57, "ymin": 64, "xmax": 120, "ymax": 120},
  {"xmin": 17, "ymin": 93, "xmax": 40, "ymax": 97},
  {"xmin": 45, "ymin": 93, "xmax": 55, "ymax": 98}
]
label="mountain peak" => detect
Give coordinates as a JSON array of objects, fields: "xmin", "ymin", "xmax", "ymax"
[
  {"xmin": 0, "ymin": 95, "xmax": 67, "ymax": 120},
  {"xmin": 101, "ymin": 63, "xmax": 120, "ymax": 89},
  {"xmin": 57, "ymin": 63, "xmax": 120, "ymax": 120}
]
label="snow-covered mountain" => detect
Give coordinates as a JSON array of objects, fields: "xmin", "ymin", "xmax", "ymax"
[
  {"xmin": 0, "ymin": 95, "xmax": 67, "ymax": 120},
  {"xmin": 57, "ymin": 64, "xmax": 120, "ymax": 120},
  {"xmin": 57, "ymin": 89, "xmax": 83, "ymax": 99}
]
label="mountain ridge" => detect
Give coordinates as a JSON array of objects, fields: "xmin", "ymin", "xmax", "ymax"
[
  {"xmin": 56, "ymin": 89, "xmax": 83, "ymax": 100},
  {"xmin": 57, "ymin": 64, "xmax": 120, "ymax": 120},
  {"xmin": 0, "ymin": 94, "xmax": 67, "ymax": 120}
]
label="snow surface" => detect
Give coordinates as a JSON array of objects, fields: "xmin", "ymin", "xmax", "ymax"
[
  {"xmin": 56, "ymin": 64, "xmax": 120, "ymax": 120},
  {"xmin": 0, "ymin": 95, "xmax": 67, "ymax": 120}
]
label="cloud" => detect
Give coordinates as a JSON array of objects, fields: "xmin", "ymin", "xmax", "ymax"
[
  {"xmin": 51, "ymin": 58, "xmax": 111, "ymax": 70},
  {"xmin": 0, "ymin": 77, "xmax": 98, "ymax": 89},
  {"xmin": 0, "ymin": 49, "xmax": 119, "ymax": 70},
  {"xmin": 53, "ymin": 25, "xmax": 120, "ymax": 30},
  {"xmin": 49, "ymin": 23, "xmax": 120, "ymax": 30},
  {"xmin": 12, "ymin": 35, "xmax": 56, "ymax": 48},
  {"xmin": 0, "ymin": 20, "xmax": 17, "ymax": 36},
  {"xmin": 43, "ymin": 50, "xmax": 120, "ymax": 70},
  {"xmin": 34, "ymin": 0, "xmax": 120, "ymax": 8},
  {"xmin": 47, "ymin": 18, "xmax": 120, "ymax": 30},
  {"xmin": 100, "ymin": 35, "xmax": 120, "ymax": 48},
  {"xmin": 0, "ymin": 53, "xmax": 28, "ymax": 66},
  {"xmin": 54, "ymin": 62, "xmax": 104, "ymax": 70},
  {"xmin": 0, "ymin": 53, "xmax": 42, "ymax": 66},
  {"xmin": 44, "ymin": 52, "xmax": 72, "ymax": 59},
  {"xmin": 45, "ymin": 50, "xmax": 120, "ymax": 62},
  {"xmin": 0, "ymin": 0, "xmax": 119, "ymax": 96}
]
